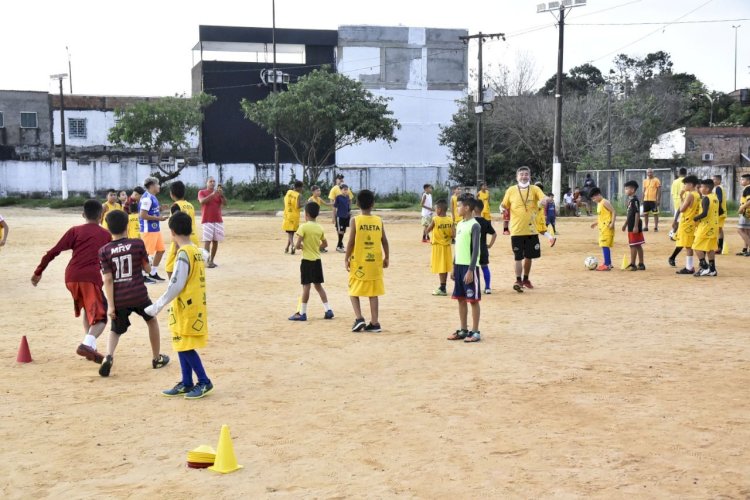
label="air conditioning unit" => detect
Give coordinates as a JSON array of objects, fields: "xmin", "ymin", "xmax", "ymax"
[{"xmin": 702, "ymin": 152, "xmax": 714, "ymax": 161}]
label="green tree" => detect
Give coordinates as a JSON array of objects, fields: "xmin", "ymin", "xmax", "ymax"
[
  {"xmin": 241, "ymin": 69, "xmax": 400, "ymax": 185},
  {"xmin": 538, "ymin": 63, "xmax": 605, "ymax": 97},
  {"xmin": 108, "ymin": 93, "xmax": 215, "ymax": 183}
]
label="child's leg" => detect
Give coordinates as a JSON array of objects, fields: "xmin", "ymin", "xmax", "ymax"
[
  {"xmin": 210, "ymin": 241, "xmax": 219, "ymax": 262},
  {"xmin": 685, "ymin": 248, "xmax": 694, "ymax": 270},
  {"xmin": 369, "ymin": 297, "xmax": 379, "ymax": 325},
  {"xmin": 522, "ymin": 258, "xmax": 532, "ymax": 280},
  {"xmin": 602, "ymin": 247, "xmax": 612, "ymax": 267},
  {"xmin": 152, "ymin": 250, "xmax": 165, "ymax": 268},
  {"xmin": 636, "ymin": 245, "xmax": 644, "ymax": 265},
  {"xmin": 146, "ymin": 317, "xmax": 160, "ymax": 360},
  {"xmin": 669, "ymin": 246, "xmax": 683, "ymax": 261},
  {"xmin": 350, "ymin": 296, "xmax": 364, "ymax": 320},
  {"xmin": 182, "ymin": 349, "xmax": 210, "ymax": 385},
  {"xmin": 439, "ymin": 272, "xmax": 447, "ymax": 290},
  {"xmin": 337, "ymin": 231, "xmax": 345, "ymax": 248},
  {"xmin": 82, "ymin": 314, "xmax": 106, "ymax": 347},
  {"xmin": 470, "ymin": 302, "xmax": 480, "ymax": 332},
  {"xmin": 458, "ymin": 299, "xmax": 468, "ymax": 330},
  {"xmin": 105, "ymin": 330, "xmax": 120, "ymax": 357},
  {"xmin": 708, "ymin": 250, "xmax": 716, "ymax": 271},
  {"xmin": 630, "ymin": 246, "xmax": 637, "ymax": 265},
  {"xmin": 481, "ymin": 265, "xmax": 491, "ymax": 289},
  {"xmin": 313, "ymin": 283, "xmax": 328, "ymax": 305},
  {"xmin": 177, "ymin": 351, "xmax": 194, "ymax": 387},
  {"xmin": 298, "ymin": 284, "xmax": 312, "ymax": 314}
]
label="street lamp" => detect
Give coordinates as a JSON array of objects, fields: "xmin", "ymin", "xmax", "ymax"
[
  {"xmin": 50, "ymin": 73, "xmax": 69, "ymax": 200},
  {"xmin": 536, "ymin": 0, "xmax": 587, "ymax": 207},
  {"xmin": 604, "ymin": 84, "xmax": 614, "ymax": 170},
  {"xmin": 732, "ymin": 25, "xmax": 741, "ymax": 91},
  {"xmin": 701, "ymin": 93, "xmax": 715, "ymax": 126}
]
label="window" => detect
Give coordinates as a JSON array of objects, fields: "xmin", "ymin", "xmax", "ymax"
[
  {"xmin": 0, "ymin": 111, "xmax": 4, "ymax": 128},
  {"xmin": 69, "ymin": 118, "xmax": 87, "ymax": 139},
  {"xmin": 20, "ymin": 112, "xmax": 37, "ymax": 128}
]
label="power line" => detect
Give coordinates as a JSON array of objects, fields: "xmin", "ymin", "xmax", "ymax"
[{"xmin": 570, "ymin": 17, "xmax": 748, "ymax": 26}]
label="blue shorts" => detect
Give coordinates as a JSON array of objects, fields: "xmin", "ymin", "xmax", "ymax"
[{"xmin": 452, "ymin": 265, "xmax": 481, "ymax": 303}]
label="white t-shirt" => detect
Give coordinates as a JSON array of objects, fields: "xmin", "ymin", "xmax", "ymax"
[
  {"xmin": 564, "ymin": 193, "xmax": 574, "ymax": 204},
  {"xmin": 421, "ymin": 193, "xmax": 433, "ymax": 217}
]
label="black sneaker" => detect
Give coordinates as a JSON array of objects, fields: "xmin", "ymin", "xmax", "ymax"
[
  {"xmin": 448, "ymin": 329, "xmax": 468, "ymax": 340},
  {"xmin": 364, "ymin": 322, "xmax": 382, "ymax": 333},
  {"xmin": 352, "ymin": 318, "xmax": 366, "ymax": 332},
  {"xmin": 163, "ymin": 382, "xmax": 193, "ymax": 397},
  {"xmin": 143, "ymin": 275, "xmax": 156, "ymax": 284},
  {"xmin": 676, "ymin": 268, "xmax": 694, "ymax": 274},
  {"xmin": 152, "ymin": 354, "xmax": 170, "ymax": 369},
  {"xmin": 150, "ymin": 273, "xmax": 166, "ymax": 282},
  {"xmin": 668, "ymin": 258, "xmax": 676, "ymax": 267},
  {"xmin": 637, "ymin": 263, "xmax": 646, "ymax": 270},
  {"xmin": 627, "ymin": 264, "xmax": 638, "ymax": 271},
  {"xmin": 643, "ymin": 227, "xmax": 649, "ymax": 231},
  {"xmin": 99, "ymin": 355, "xmax": 113, "ymax": 377},
  {"xmin": 512, "ymin": 280, "xmax": 524, "ymax": 293},
  {"xmin": 653, "ymin": 227, "xmax": 659, "ymax": 232}
]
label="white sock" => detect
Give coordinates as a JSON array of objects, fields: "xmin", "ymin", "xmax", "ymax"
[
  {"xmin": 686, "ymin": 256, "xmax": 694, "ymax": 269},
  {"xmin": 150, "ymin": 267, "xmax": 158, "ymax": 276},
  {"xmin": 323, "ymin": 302, "xmax": 331, "ymax": 312},
  {"xmin": 83, "ymin": 334, "xmax": 97, "ymax": 349},
  {"xmin": 542, "ymin": 232, "xmax": 553, "ymax": 241},
  {"xmin": 300, "ymin": 303, "xmax": 308, "ymax": 315}
]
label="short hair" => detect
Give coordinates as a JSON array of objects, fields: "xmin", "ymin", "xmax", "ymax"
[
  {"xmin": 472, "ymin": 198, "xmax": 484, "ymax": 211},
  {"xmin": 742, "ymin": 174, "xmax": 750, "ymax": 180},
  {"xmin": 435, "ymin": 199, "xmax": 448, "ymax": 210},
  {"xmin": 458, "ymin": 193, "xmax": 473, "ymax": 204},
  {"xmin": 129, "ymin": 201, "xmax": 139, "ymax": 213},
  {"xmin": 517, "ymin": 166, "xmax": 531, "ymax": 174},
  {"xmin": 335, "ymin": 174, "xmax": 345, "ymax": 180},
  {"xmin": 683, "ymin": 175, "xmax": 699, "ymax": 186},
  {"xmin": 624, "ymin": 180, "xmax": 639, "ymax": 189},
  {"xmin": 293, "ymin": 180, "xmax": 304, "ymax": 189},
  {"xmin": 83, "ymin": 199, "xmax": 103, "ymax": 220},
  {"xmin": 535, "ymin": 182, "xmax": 544, "ymax": 190},
  {"xmin": 107, "ymin": 188, "xmax": 116, "ymax": 195},
  {"xmin": 712, "ymin": 174, "xmax": 722, "ymax": 182},
  {"xmin": 701, "ymin": 179, "xmax": 715, "ymax": 189},
  {"xmin": 168, "ymin": 211, "xmax": 192, "ymax": 236},
  {"xmin": 132, "ymin": 186, "xmax": 145, "ymax": 195},
  {"xmin": 679, "ymin": 168, "xmax": 687, "ymax": 176},
  {"xmin": 589, "ymin": 187, "xmax": 602, "ymax": 198},
  {"xmin": 340, "ymin": 184, "xmax": 349, "ymax": 190},
  {"xmin": 311, "ymin": 185, "xmax": 320, "ymax": 192},
  {"xmin": 547, "ymin": 192, "xmax": 554, "ymax": 197},
  {"xmin": 305, "ymin": 201, "xmax": 320, "ymax": 218},
  {"xmin": 105, "ymin": 209, "xmax": 128, "ymax": 234},
  {"xmin": 144, "ymin": 177, "xmax": 158, "ymax": 188},
  {"xmin": 423, "ymin": 183, "xmax": 432, "ymax": 190},
  {"xmin": 170, "ymin": 181, "xmax": 186, "ymax": 199},
  {"xmin": 170, "ymin": 203, "xmax": 181, "ymax": 215},
  {"xmin": 357, "ymin": 189, "xmax": 375, "ymax": 209}
]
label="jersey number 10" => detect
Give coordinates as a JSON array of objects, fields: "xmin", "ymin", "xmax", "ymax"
[{"xmin": 112, "ymin": 255, "xmax": 133, "ymax": 279}]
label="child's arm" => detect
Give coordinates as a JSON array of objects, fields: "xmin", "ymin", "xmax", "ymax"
[
  {"xmin": 0, "ymin": 219, "xmax": 8, "ymax": 246},
  {"xmin": 420, "ymin": 194, "xmax": 430, "ymax": 211},
  {"xmin": 603, "ymin": 200, "xmax": 616, "ymax": 228},
  {"xmin": 102, "ymin": 271, "xmax": 116, "ymax": 321},
  {"xmin": 144, "ymin": 251, "xmax": 189, "ymax": 316},
  {"xmin": 332, "ymin": 199, "xmax": 338, "ymax": 223},
  {"xmin": 694, "ymin": 197, "xmax": 710, "ymax": 222},
  {"xmin": 464, "ymin": 223, "xmax": 481, "ymax": 284},
  {"xmin": 381, "ymin": 223, "xmax": 390, "ymax": 269},
  {"xmin": 486, "ymin": 221, "xmax": 497, "ymax": 248},
  {"xmin": 425, "ymin": 219, "xmax": 435, "ymax": 234},
  {"xmin": 31, "ymin": 228, "xmax": 75, "ymax": 285},
  {"xmin": 320, "ymin": 235, "xmax": 328, "ymax": 249},
  {"xmin": 294, "ymin": 234, "xmax": 304, "ymax": 251},
  {"xmin": 344, "ymin": 218, "xmax": 356, "ymax": 271}
]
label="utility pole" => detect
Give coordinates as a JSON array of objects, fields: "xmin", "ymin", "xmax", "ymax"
[
  {"xmin": 66, "ymin": 46, "xmax": 73, "ymax": 94},
  {"xmin": 604, "ymin": 84, "xmax": 613, "ymax": 170},
  {"xmin": 272, "ymin": 0, "xmax": 280, "ymax": 188},
  {"xmin": 459, "ymin": 31, "xmax": 504, "ymax": 190},
  {"xmin": 537, "ymin": 0, "xmax": 587, "ymax": 207},
  {"xmin": 51, "ymin": 73, "xmax": 69, "ymax": 200},
  {"xmin": 732, "ymin": 25, "xmax": 741, "ymax": 91}
]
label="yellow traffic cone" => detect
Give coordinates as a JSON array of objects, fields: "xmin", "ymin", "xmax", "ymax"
[
  {"xmin": 722, "ymin": 241, "xmax": 729, "ymax": 255},
  {"xmin": 621, "ymin": 254, "xmax": 629, "ymax": 270},
  {"xmin": 208, "ymin": 425, "xmax": 243, "ymax": 474}
]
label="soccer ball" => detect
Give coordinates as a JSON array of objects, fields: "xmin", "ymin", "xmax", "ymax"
[{"xmin": 584, "ymin": 256, "xmax": 599, "ymax": 270}]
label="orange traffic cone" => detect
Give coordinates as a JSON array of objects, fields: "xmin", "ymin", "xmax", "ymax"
[
  {"xmin": 208, "ymin": 425, "xmax": 243, "ymax": 474},
  {"xmin": 17, "ymin": 336, "xmax": 32, "ymax": 363}
]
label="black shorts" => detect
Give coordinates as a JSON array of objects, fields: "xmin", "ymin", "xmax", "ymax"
[
  {"xmin": 300, "ymin": 259, "xmax": 324, "ymax": 285},
  {"xmin": 643, "ymin": 201, "xmax": 659, "ymax": 214},
  {"xmin": 336, "ymin": 216, "xmax": 350, "ymax": 233},
  {"xmin": 451, "ymin": 265, "xmax": 481, "ymax": 302},
  {"xmin": 511, "ymin": 235, "xmax": 541, "ymax": 261},
  {"xmin": 111, "ymin": 301, "xmax": 154, "ymax": 335}
]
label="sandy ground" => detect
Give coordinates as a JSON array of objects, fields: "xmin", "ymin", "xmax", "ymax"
[{"xmin": 0, "ymin": 206, "xmax": 749, "ymax": 499}]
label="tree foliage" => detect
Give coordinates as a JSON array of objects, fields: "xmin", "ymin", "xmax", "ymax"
[
  {"xmin": 241, "ymin": 69, "xmax": 401, "ymax": 185},
  {"xmin": 108, "ymin": 93, "xmax": 215, "ymax": 183},
  {"xmin": 539, "ymin": 63, "xmax": 606, "ymax": 97}
]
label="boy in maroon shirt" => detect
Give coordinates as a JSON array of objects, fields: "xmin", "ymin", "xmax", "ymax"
[
  {"xmin": 97, "ymin": 210, "xmax": 169, "ymax": 377},
  {"xmin": 31, "ymin": 200, "xmax": 112, "ymax": 363}
]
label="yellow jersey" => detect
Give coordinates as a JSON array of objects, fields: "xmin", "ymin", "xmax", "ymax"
[
  {"xmin": 328, "ymin": 184, "xmax": 355, "ymax": 202},
  {"xmin": 451, "ymin": 195, "xmax": 462, "ymax": 222},
  {"xmin": 296, "ymin": 221, "xmax": 325, "ymax": 261},
  {"xmin": 168, "ymin": 244, "xmax": 208, "ymax": 352},
  {"xmin": 597, "ymin": 199, "xmax": 615, "ymax": 247},
  {"xmin": 349, "ymin": 214, "xmax": 383, "ymax": 282},
  {"xmin": 679, "ymin": 191, "xmax": 700, "ymax": 227},
  {"xmin": 643, "ymin": 177, "xmax": 661, "ymax": 202},
  {"xmin": 477, "ymin": 190, "xmax": 490, "ymax": 216},
  {"xmin": 501, "ymin": 184, "xmax": 546, "ymax": 236},
  {"xmin": 101, "ymin": 201, "xmax": 123, "ymax": 230},
  {"xmin": 431, "ymin": 215, "xmax": 453, "ymax": 246},
  {"xmin": 173, "ymin": 200, "xmax": 199, "ymax": 245},
  {"xmin": 282, "ymin": 190, "xmax": 301, "ymax": 231},
  {"xmin": 695, "ymin": 192, "xmax": 719, "ymax": 240},
  {"xmin": 671, "ymin": 176, "xmax": 684, "ymax": 210},
  {"xmin": 127, "ymin": 213, "xmax": 140, "ymax": 239},
  {"xmin": 308, "ymin": 194, "xmax": 325, "ymax": 206}
]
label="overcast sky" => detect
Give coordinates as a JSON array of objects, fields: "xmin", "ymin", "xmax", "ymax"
[{"xmin": 2, "ymin": 0, "xmax": 748, "ymax": 96}]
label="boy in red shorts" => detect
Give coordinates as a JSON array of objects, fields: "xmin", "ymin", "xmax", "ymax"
[
  {"xmin": 31, "ymin": 199, "xmax": 112, "ymax": 363},
  {"xmin": 621, "ymin": 180, "xmax": 646, "ymax": 271}
]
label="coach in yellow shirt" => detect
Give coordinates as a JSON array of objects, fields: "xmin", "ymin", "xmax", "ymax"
[
  {"xmin": 501, "ymin": 166, "xmax": 546, "ymax": 293},
  {"xmin": 642, "ymin": 168, "xmax": 661, "ymax": 232},
  {"xmin": 328, "ymin": 173, "xmax": 355, "ymax": 204}
]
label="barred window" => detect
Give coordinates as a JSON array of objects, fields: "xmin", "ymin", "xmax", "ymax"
[{"xmin": 69, "ymin": 118, "xmax": 87, "ymax": 138}]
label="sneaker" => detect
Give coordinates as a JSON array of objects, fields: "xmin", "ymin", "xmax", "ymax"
[
  {"xmin": 736, "ymin": 249, "xmax": 748, "ymax": 256},
  {"xmin": 668, "ymin": 258, "xmax": 676, "ymax": 267},
  {"xmin": 676, "ymin": 268, "xmax": 695, "ymax": 274},
  {"xmin": 352, "ymin": 318, "xmax": 366, "ymax": 332},
  {"xmin": 432, "ymin": 288, "xmax": 447, "ymax": 296},
  {"xmin": 653, "ymin": 227, "xmax": 659, "ymax": 232},
  {"xmin": 152, "ymin": 354, "xmax": 170, "ymax": 369},
  {"xmin": 99, "ymin": 355, "xmax": 113, "ymax": 377},
  {"xmin": 693, "ymin": 268, "xmax": 706, "ymax": 277},
  {"xmin": 163, "ymin": 381, "xmax": 193, "ymax": 397},
  {"xmin": 207, "ymin": 261, "xmax": 218, "ymax": 269},
  {"xmin": 336, "ymin": 246, "xmax": 346, "ymax": 253},
  {"xmin": 150, "ymin": 272, "xmax": 166, "ymax": 282},
  {"xmin": 143, "ymin": 275, "xmax": 156, "ymax": 285},
  {"xmin": 422, "ymin": 238, "xmax": 429, "ymax": 243},
  {"xmin": 320, "ymin": 248, "xmax": 328, "ymax": 253},
  {"xmin": 484, "ymin": 288, "xmax": 492, "ymax": 294},
  {"xmin": 627, "ymin": 264, "xmax": 638, "ymax": 271},
  {"xmin": 549, "ymin": 237, "xmax": 557, "ymax": 247},
  {"xmin": 512, "ymin": 280, "xmax": 524, "ymax": 293},
  {"xmin": 637, "ymin": 263, "xmax": 646, "ymax": 271},
  {"xmin": 699, "ymin": 268, "xmax": 717, "ymax": 277},
  {"xmin": 76, "ymin": 344, "xmax": 104, "ymax": 364},
  {"xmin": 324, "ymin": 310, "xmax": 334, "ymax": 319},
  {"xmin": 464, "ymin": 331, "xmax": 481, "ymax": 343},
  {"xmin": 503, "ymin": 229, "xmax": 510, "ymax": 235},
  {"xmin": 522, "ymin": 279, "xmax": 534, "ymax": 289},
  {"xmin": 184, "ymin": 381, "xmax": 214, "ymax": 400},
  {"xmin": 447, "ymin": 329, "xmax": 468, "ymax": 340},
  {"xmin": 290, "ymin": 248, "xmax": 296, "ymax": 255},
  {"xmin": 364, "ymin": 322, "xmax": 382, "ymax": 333},
  {"xmin": 288, "ymin": 312, "xmax": 307, "ymax": 321},
  {"xmin": 595, "ymin": 264, "xmax": 611, "ymax": 271},
  {"xmin": 643, "ymin": 227, "xmax": 649, "ymax": 232}
]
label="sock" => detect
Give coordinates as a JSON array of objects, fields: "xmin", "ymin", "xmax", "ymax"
[
  {"xmin": 699, "ymin": 258, "xmax": 708, "ymax": 269},
  {"xmin": 718, "ymin": 238, "xmax": 724, "ymax": 251},
  {"xmin": 150, "ymin": 267, "xmax": 158, "ymax": 276},
  {"xmin": 300, "ymin": 303, "xmax": 308, "ymax": 315},
  {"xmin": 439, "ymin": 283, "xmax": 446, "ymax": 292},
  {"xmin": 337, "ymin": 234, "xmax": 344, "ymax": 247},
  {"xmin": 709, "ymin": 259, "xmax": 716, "ymax": 272},
  {"xmin": 481, "ymin": 265, "xmax": 491, "ymax": 289},
  {"xmin": 602, "ymin": 247, "xmax": 612, "ymax": 266},
  {"xmin": 544, "ymin": 232, "xmax": 553, "ymax": 241},
  {"xmin": 552, "ymin": 224, "xmax": 557, "ymax": 234},
  {"xmin": 686, "ymin": 255, "xmax": 694, "ymax": 270},
  {"xmin": 323, "ymin": 302, "xmax": 331, "ymax": 312},
  {"xmin": 670, "ymin": 247, "xmax": 683, "ymax": 260},
  {"xmin": 83, "ymin": 334, "xmax": 97, "ymax": 349},
  {"xmin": 522, "ymin": 274, "xmax": 528, "ymax": 282},
  {"xmin": 177, "ymin": 351, "xmax": 194, "ymax": 387},
  {"xmin": 516, "ymin": 275, "xmax": 522, "ymax": 282},
  {"xmin": 182, "ymin": 349, "xmax": 210, "ymax": 385}
]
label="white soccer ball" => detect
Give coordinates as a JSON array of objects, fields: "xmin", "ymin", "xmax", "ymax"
[{"xmin": 584, "ymin": 256, "xmax": 599, "ymax": 270}]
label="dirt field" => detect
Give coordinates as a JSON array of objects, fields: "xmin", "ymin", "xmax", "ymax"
[{"xmin": 1, "ymin": 206, "xmax": 748, "ymax": 498}]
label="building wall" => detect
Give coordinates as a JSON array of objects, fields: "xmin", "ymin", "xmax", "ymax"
[
  {"xmin": 686, "ymin": 127, "xmax": 750, "ymax": 166},
  {"xmin": 0, "ymin": 90, "xmax": 52, "ymax": 160}
]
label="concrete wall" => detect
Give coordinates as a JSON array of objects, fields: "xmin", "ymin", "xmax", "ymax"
[{"xmin": 0, "ymin": 90, "xmax": 52, "ymax": 160}]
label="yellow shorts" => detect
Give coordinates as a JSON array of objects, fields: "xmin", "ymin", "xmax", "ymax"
[
  {"xmin": 676, "ymin": 224, "xmax": 695, "ymax": 248},
  {"xmin": 431, "ymin": 244, "xmax": 453, "ymax": 274},
  {"xmin": 165, "ymin": 241, "xmax": 177, "ymax": 273},
  {"xmin": 142, "ymin": 232, "xmax": 165, "ymax": 255},
  {"xmin": 718, "ymin": 215, "xmax": 727, "ymax": 229},
  {"xmin": 598, "ymin": 230, "xmax": 614, "ymax": 248},
  {"xmin": 348, "ymin": 277, "xmax": 385, "ymax": 297},
  {"xmin": 282, "ymin": 217, "xmax": 300, "ymax": 232},
  {"xmin": 692, "ymin": 236, "xmax": 718, "ymax": 252}
]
